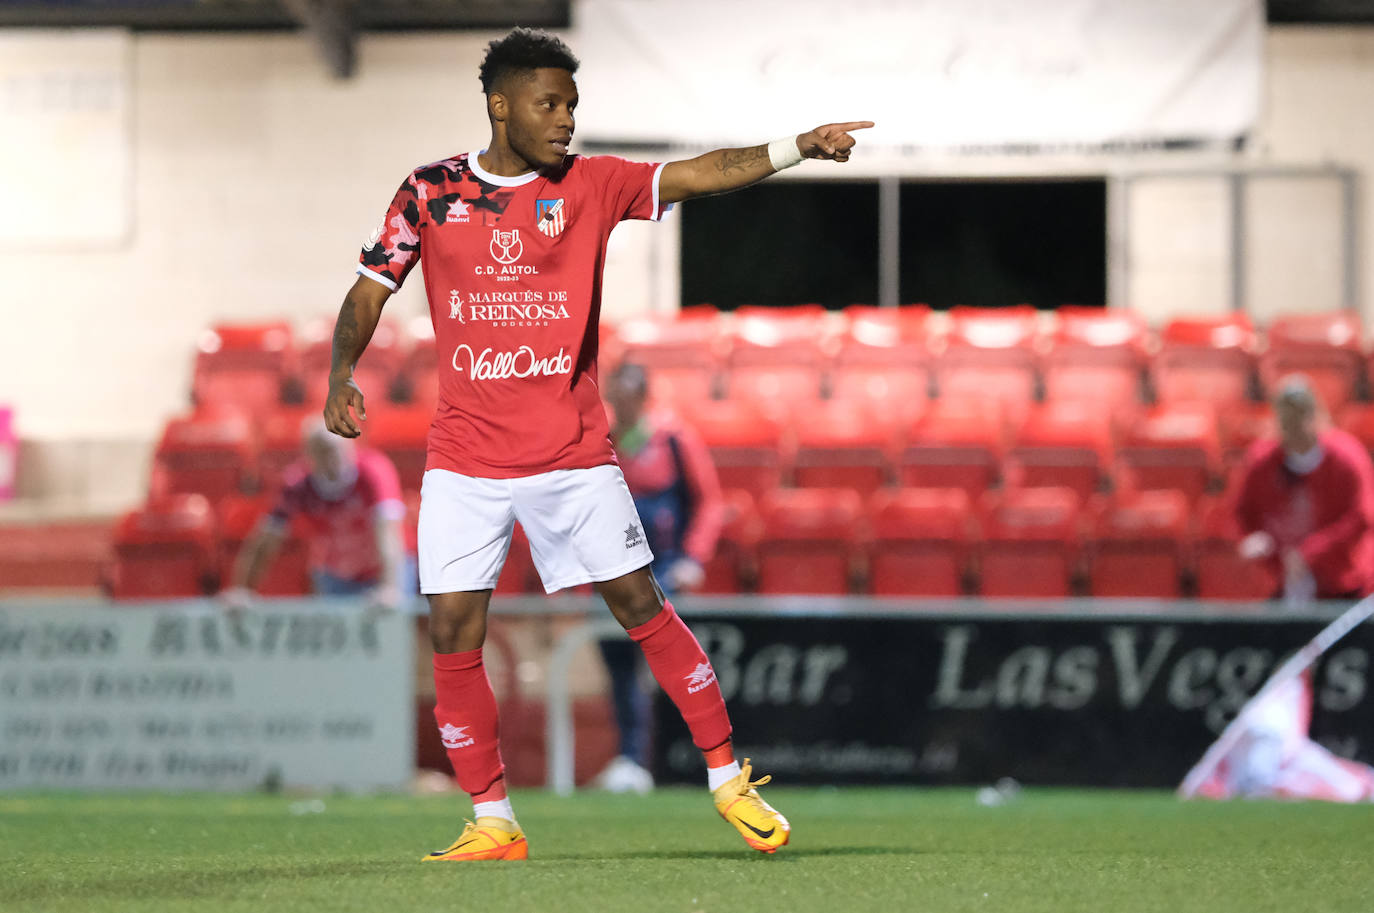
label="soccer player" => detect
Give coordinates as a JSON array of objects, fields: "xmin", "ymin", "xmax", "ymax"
[{"xmin": 324, "ymin": 27, "xmax": 872, "ymax": 860}]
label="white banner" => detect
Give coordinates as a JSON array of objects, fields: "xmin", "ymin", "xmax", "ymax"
[
  {"xmin": 0, "ymin": 605, "xmax": 413, "ymax": 791},
  {"xmin": 570, "ymin": 0, "xmax": 1262, "ymax": 150}
]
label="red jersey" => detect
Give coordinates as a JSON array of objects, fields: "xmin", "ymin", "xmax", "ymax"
[
  {"xmin": 1232, "ymin": 429, "xmax": 1374, "ymax": 597},
  {"xmin": 357, "ymin": 152, "xmax": 670, "ymax": 478},
  {"xmin": 267, "ymin": 447, "xmax": 406, "ymax": 582}
]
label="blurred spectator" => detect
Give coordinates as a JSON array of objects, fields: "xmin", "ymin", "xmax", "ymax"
[
  {"xmin": 1233, "ymin": 375, "xmax": 1374, "ymax": 604},
  {"xmin": 595, "ymin": 361, "xmax": 725, "ymax": 792},
  {"xmin": 221, "ymin": 419, "xmax": 416, "ymax": 611}
]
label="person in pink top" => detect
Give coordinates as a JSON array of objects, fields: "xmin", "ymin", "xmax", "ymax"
[
  {"xmin": 324, "ymin": 26, "xmax": 871, "ymax": 859},
  {"xmin": 223, "ymin": 421, "xmax": 413, "ymax": 611}
]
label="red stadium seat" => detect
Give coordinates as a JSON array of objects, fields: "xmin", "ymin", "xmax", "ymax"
[
  {"xmin": 1152, "ymin": 313, "xmax": 1257, "ymax": 407},
  {"xmin": 897, "ymin": 398, "xmax": 1004, "ymax": 498},
  {"xmin": 363, "ymin": 405, "xmax": 433, "ymax": 492},
  {"xmin": 296, "ymin": 316, "xmax": 406, "ymax": 405},
  {"xmin": 681, "ymin": 399, "xmax": 790, "ymax": 497},
  {"xmin": 976, "ymin": 487, "xmax": 1081, "ymax": 597},
  {"xmin": 1115, "ymin": 404, "xmax": 1219, "ymax": 503},
  {"xmin": 1003, "ymin": 401, "xmax": 1113, "ymax": 501},
  {"xmin": 1194, "ymin": 496, "xmax": 1276, "ymax": 600},
  {"xmin": 191, "ymin": 321, "xmax": 295, "ymax": 413},
  {"xmin": 829, "ymin": 306, "xmax": 931, "ymax": 422},
  {"xmin": 756, "ymin": 488, "xmax": 864, "ymax": 594},
  {"xmin": 933, "ymin": 306, "xmax": 1041, "ymax": 420},
  {"xmin": 699, "ymin": 489, "xmax": 762, "ymax": 594},
  {"xmin": 257, "ymin": 405, "xmax": 318, "ymax": 493},
  {"xmin": 728, "ymin": 306, "xmax": 836, "ymax": 366},
  {"xmin": 616, "ymin": 312, "xmax": 730, "ymax": 370},
  {"xmin": 1085, "ymin": 490, "xmax": 1190, "ymax": 598},
  {"xmin": 110, "ymin": 494, "xmax": 217, "ymax": 599},
  {"xmin": 151, "ymin": 410, "xmax": 258, "ymax": 503},
  {"xmin": 867, "ymin": 488, "xmax": 972, "ymax": 596},
  {"xmin": 215, "ymin": 494, "xmax": 310, "ymax": 596},
  {"xmin": 646, "ymin": 365, "xmax": 719, "ymax": 409},
  {"xmin": 792, "ymin": 399, "xmax": 901, "ymax": 495},
  {"xmin": 0, "ymin": 520, "xmax": 111, "ymax": 591},
  {"xmin": 1041, "ymin": 307, "xmax": 1147, "ymax": 412},
  {"xmin": 723, "ymin": 364, "xmax": 826, "ymax": 420},
  {"xmin": 1259, "ymin": 311, "xmax": 1364, "ymax": 411},
  {"xmin": 1216, "ymin": 402, "xmax": 1274, "ymax": 476}
]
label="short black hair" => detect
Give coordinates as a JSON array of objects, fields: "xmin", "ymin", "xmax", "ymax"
[{"xmin": 478, "ymin": 27, "xmax": 579, "ymax": 94}]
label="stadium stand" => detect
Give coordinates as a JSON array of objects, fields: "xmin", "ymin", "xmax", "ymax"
[
  {"xmin": 1085, "ymin": 489, "xmax": 1191, "ymax": 598},
  {"xmin": 933, "ymin": 306, "xmax": 1040, "ymax": 420},
  {"xmin": 1041, "ymin": 306, "xmax": 1148, "ymax": 413},
  {"xmin": 976, "ymin": 487, "xmax": 1081, "ymax": 597},
  {"xmin": 1151, "ymin": 313, "xmax": 1257, "ymax": 407},
  {"xmin": 1114, "ymin": 403, "xmax": 1220, "ymax": 504},
  {"xmin": 1258, "ymin": 310, "xmax": 1364, "ymax": 410},
  {"xmin": 699, "ymin": 488, "xmax": 763, "ymax": 594},
  {"xmin": 149, "ymin": 409, "xmax": 258, "ymax": 504},
  {"xmin": 897, "ymin": 397, "xmax": 1004, "ymax": 497},
  {"xmin": 191, "ymin": 321, "xmax": 296, "ymax": 413},
  {"xmin": 20, "ymin": 303, "xmax": 1374, "ymax": 602},
  {"xmin": 791, "ymin": 398, "xmax": 900, "ymax": 495},
  {"xmin": 756, "ymin": 487, "xmax": 865, "ymax": 594},
  {"xmin": 1003, "ymin": 400, "xmax": 1113, "ymax": 500},
  {"xmin": 867, "ymin": 487, "xmax": 972, "ymax": 596},
  {"xmin": 109, "ymin": 493, "xmax": 218, "ymax": 598}
]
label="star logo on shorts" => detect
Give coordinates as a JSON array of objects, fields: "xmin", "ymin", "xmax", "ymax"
[{"xmin": 624, "ymin": 523, "xmax": 644, "ymax": 550}]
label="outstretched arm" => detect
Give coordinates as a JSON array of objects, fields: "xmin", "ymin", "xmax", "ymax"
[
  {"xmin": 324, "ymin": 276, "xmax": 391, "ymax": 438},
  {"xmin": 657, "ymin": 121, "xmax": 874, "ymax": 205}
]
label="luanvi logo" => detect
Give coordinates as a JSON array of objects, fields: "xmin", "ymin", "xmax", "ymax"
[
  {"xmin": 624, "ymin": 523, "xmax": 644, "ymax": 549},
  {"xmin": 685, "ymin": 662, "xmax": 717, "ymax": 694},
  {"xmin": 439, "ymin": 723, "xmax": 474, "ymax": 749}
]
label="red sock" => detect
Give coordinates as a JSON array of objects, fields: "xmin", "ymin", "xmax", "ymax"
[
  {"xmin": 703, "ymin": 740, "xmax": 735, "ymax": 769},
  {"xmin": 628, "ymin": 600, "xmax": 732, "ymax": 750},
  {"xmin": 432, "ymin": 649, "xmax": 505, "ymax": 796}
]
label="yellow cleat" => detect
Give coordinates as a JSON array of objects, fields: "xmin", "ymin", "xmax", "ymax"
[
  {"xmin": 421, "ymin": 818, "xmax": 528, "ymax": 862},
  {"xmin": 712, "ymin": 759, "xmax": 791, "ymax": 854}
]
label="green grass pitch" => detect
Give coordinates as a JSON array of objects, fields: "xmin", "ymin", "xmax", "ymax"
[{"xmin": 2, "ymin": 788, "xmax": 1369, "ymax": 913}]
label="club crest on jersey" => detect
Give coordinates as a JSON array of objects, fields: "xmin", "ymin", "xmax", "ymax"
[
  {"xmin": 536, "ymin": 198, "xmax": 567, "ymax": 237},
  {"xmin": 490, "ymin": 229, "xmax": 523, "ymax": 264}
]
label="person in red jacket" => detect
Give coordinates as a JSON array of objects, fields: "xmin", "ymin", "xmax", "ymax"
[{"xmin": 1233, "ymin": 375, "xmax": 1374, "ymax": 602}]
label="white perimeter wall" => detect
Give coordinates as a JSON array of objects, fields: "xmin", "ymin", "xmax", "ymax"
[{"xmin": 1, "ymin": 25, "xmax": 1371, "ymax": 506}]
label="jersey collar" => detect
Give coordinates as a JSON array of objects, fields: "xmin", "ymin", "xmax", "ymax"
[{"xmin": 468, "ymin": 150, "xmax": 540, "ymax": 187}]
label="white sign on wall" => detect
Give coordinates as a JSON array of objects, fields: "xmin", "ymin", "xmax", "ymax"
[
  {"xmin": 0, "ymin": 29, "xmax": 132, "ymax": 247},
  {"xmin": 0, "ymin": 606, "xmax": 414, "ymax": 791},
  {"xmin": 571, "ymin": 0, "xmax": 1262, "ymax": 150}
]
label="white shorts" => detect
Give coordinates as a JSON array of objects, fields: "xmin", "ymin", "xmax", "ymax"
[{"xmin": 417, "ymin": 464, "xmax": 655, "ymax": 595}]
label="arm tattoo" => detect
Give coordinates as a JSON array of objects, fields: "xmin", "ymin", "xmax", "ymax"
[
  {"xmin": 715, "ymin": 145, "xmax": 769, "ymax": 176},
  {"xmin": 330, "ymin": 299, "xmax": 361, "ymax": 377}
]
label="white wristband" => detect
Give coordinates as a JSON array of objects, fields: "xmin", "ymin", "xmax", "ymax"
[{"xmin": 768, "ymin": 135, "xmax": 804, "ymax": 172}]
